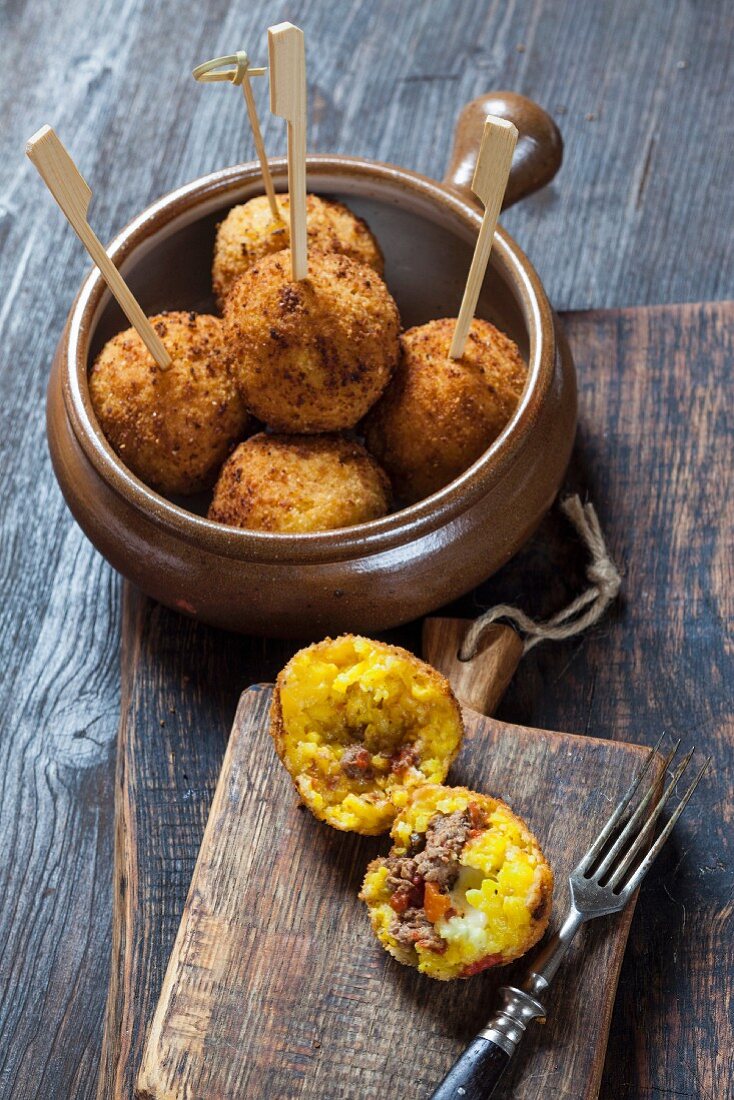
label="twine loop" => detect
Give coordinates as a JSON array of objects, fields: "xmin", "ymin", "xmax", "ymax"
[{"xmin": 459, "ymin": 495, "xmax": 621, "ymax": 660}]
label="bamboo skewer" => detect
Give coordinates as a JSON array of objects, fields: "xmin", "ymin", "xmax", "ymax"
[
  {"xmin": 26, "ymin": 126, "xmax": 172, "ymax": 371},
  {"xmin": 268, "ymin": 22, "xmax": 308, "ymax": 281},
  {"xmin": 192, "ymin": 52, "xmax": 279, "ymax": 221},
  {"xmin": 240, "ymin": 77, "xmax": 280, "ymax": 221},
  {"xmin": 449, "ymin": 117, "xmax": 518, "ymax": 360}
]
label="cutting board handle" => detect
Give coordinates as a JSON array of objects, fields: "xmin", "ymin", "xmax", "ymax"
[{"xmin": 422, "ymin": 617, "xmax": 523, "ymax": 716}]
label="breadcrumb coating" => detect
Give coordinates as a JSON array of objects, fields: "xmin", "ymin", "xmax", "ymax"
[
  {"xmin": 225, "ymin": 250, "xmax": 400, "ymax": 433},
  {"xmin": 89, "ymin": 311, "xmax": 250, "ymax": 496},
  {"xmin": 208, "ymin": 433, "xmax": 391, "ymax": 533},
  {"xmin": 364, "ymin": 317, "xmax": 528, "ymax": 504},
  {"xmin": 212, "ymin": 193, "xmax": 384, "ymax": 309}
]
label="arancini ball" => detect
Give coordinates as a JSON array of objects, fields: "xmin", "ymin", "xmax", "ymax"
[
  {"xmin": 212, "ymin": 193, "xmax": 384, "ymax": 309},
  {"xmin": 207, "ymin": 433, "xmax": 391, "ymax": 533},
  {"xmin": 270, "ymin": 636, "xmax": 464, "ymax": 835},
  {"xmin": 364, "ymin": 317, "xmax": 528, "ymax": 504},
  {"xmin": 89, "ymin": 311, "xmax": 250, "ymax": 496},
  {"xmin": 360, "ymin": 783, "xmax": 553, "ymax": 980},
  {"xmin": 225, "ymin": 250, "xmax": 400, "ymax": 433}
]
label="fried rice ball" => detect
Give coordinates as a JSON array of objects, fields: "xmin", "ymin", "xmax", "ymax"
[
  {"xmin": 360, "ymin": 784, "xmax": 553, "ymax": 980},
  {"xmin": 225, "ymin": 250, "xmax": 400, "ymax": 433},
  {"xmin": 270, "ymin": 636, "xmax": 464, "ymax": 834},
  {"xmin": 212, "ymin": 193, "xmax": 384, "ymax": 309},
  {"xmin": 364, "ymin": 317, "xmax": 528, "ymax": 504},
  {"xmin": 207, "ymin": 433, "xmax": 391, "ymax": 533},
  {"xmin": 89, "ymin": 311, "xmax": 250, "ymax": 496}
]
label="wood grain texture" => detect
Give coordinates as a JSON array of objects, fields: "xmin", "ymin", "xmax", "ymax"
[
  {"xmin": 1, "ymin": 1, "xmax": 733, "ymax": 1096},
  {"xmin": 422, "ymin": 619, "xmax": 524, "ymax": 716},
  {"xmin": 94, "ymin": 590, "xmax": 294, "ymax": 1100},
  {"xmin": 136, "ymin": 685, "xmax": 647, "ymax": 1100}
]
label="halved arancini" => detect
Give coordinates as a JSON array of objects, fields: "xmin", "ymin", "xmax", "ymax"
[
  {"xmin": 270, "ymin": 636, "xmax": 464, "ymax": 834},
  {"xmin": 360, "ymin": 784, "xmax": 553, "ymax": 980}
]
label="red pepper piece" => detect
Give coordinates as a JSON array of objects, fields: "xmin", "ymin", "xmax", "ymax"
[{"xmin": 462, "ymin": 952, "xmax": 503, "ymax": 977}]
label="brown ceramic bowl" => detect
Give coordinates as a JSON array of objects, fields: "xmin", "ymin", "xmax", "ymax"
[{"xmin": 47, "ymin": 91, "xmax": 576, "ymax": 638}]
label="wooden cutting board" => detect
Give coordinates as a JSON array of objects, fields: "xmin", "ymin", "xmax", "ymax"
[
  {"xmin": 133, "ymin": 684, "xmax": 647, "ymax": 1100},
  {"xmin": 98, "ymin": 588, "xmax": 648, "ymax": 1100}
]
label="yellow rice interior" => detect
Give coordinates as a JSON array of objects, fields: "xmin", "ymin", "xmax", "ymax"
[
  {"xmin": 361, "ymin": 786, "xmax": 549, "ymax": 979},
  {"xmin": 277, "ymin": 636, "xmax": 462, "ymax": 833}
]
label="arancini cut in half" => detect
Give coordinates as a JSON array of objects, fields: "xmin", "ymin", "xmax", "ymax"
[
  {"xmin": 270, "ymin": 636, "xmax": 464, "ymax": 834},
  {"xmin": 360, "ymin": 784, "xmax": 553, "ymax": 980}
]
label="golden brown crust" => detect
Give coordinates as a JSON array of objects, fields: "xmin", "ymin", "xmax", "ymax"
[
  {"xmin": 364, "ymin": 317, "xmax": 528, "ymax": 504},
  {"xmin": 270, "ymin": 683, "xmax": 287, "ymax": 764},
  {"xmin": 208, "ymin": 433, "xmax": 391, "ymax": 533},
  {"xmin": 89, "ymin": 311, "xmax": 250, "ymax": 496},
  {"xmin": 225, "ymin": 250, "xmax": 400, "ymax": 433},
  {"xmin": 212, "ymin": 193, "xmax": 384, "ymax": 309}
]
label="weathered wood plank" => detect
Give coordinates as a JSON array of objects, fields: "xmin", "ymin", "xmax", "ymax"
[
  {"xmin": 1, "ymin": 1, "xmax": 733, "ymax": 1097},
  {"xmin": 478, "ymin": 301, "xmax": 734, "ymax": 1100},
  {"xmin": 94, "ymin": 590, "xmax": 294, "ymax": 1100}
]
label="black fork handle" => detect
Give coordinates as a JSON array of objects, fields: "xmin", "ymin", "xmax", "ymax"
[{"xmin": 429, "ymin": 1036, "xmax": 511, "ymax": 1099}]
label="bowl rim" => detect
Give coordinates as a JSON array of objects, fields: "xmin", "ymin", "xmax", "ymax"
[{"xmin": 62, "ymin": 153, "xmax": 556, "ymax": 565}]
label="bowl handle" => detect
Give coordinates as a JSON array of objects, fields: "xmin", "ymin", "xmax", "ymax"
[{"xmin": 444, "ymin": 91, "xmax": 562, "ymax": 210}]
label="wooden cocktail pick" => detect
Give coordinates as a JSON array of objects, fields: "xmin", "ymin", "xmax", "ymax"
[
  {"xmin": 268, "ymin": 22, "xmax": 308, "ymax": 280},
  {"xmin": 449, "ymin": 116, "xmax": 518, "ymax": 360},
  {"xmin": 192, "ymin": 51, "xmax": 280, "ymax": 222},
  {"xmin": 25, "ymin": 126, "xmax": 172, "ymax": 371}
]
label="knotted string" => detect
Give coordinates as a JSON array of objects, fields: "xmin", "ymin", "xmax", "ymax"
[{"xmin": 459, "ymin": 495, "xmax": 621, "ymax": 660}]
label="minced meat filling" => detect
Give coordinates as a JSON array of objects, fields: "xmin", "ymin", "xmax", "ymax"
[
  {"xmin": 340, "ymin": 743, "xmax": 375, "ymax": 780},
  {"xmin": 340, "ymin": 741, "xmax": 419, "ymax": 782},
  {"xmin": 417, "ymin": 809, "xmax": 473, "ymax": 886},
  {"xmin": 390, "ymin": 745, "xmax": 418, "ymax": 774},
  {"xmin": 385, "ymin": 808, "xmax": 484, "ymax": 953},
  {"xmin": 392, "ymin": 908, "xmax": 446, "ymax": 953}
]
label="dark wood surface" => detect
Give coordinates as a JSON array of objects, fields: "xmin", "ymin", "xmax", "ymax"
[
  {"xmin": 99, "ymin": 301, "xmax": 733, "ymax": 1100},
  {"xmin": 132, "ymin": 685, "xmax": 647, "ymax": 1100},
  {"xmin": 0, "ymin": 1, "xmax": 733, "ymax": 1098}
]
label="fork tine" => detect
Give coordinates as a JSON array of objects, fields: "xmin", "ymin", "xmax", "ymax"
[
  {"xmin": 593, "ymin": 742, "xmax": 687, "ymax": 881},
  {"xmin": 575, "ymin": 732, "xmax": 666, "ymax": 875},
  {"xmin": 618, "ymin": 757, "xmax": 710, "ymax": 896},
  {"xmin": 606, "ymin": 748, "xmax": 695, "ymax": 889}
]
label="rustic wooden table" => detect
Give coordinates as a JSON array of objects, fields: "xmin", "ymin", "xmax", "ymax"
[{"xmin": 0, "ymin": 2, "xmax": 732, "ymax": 1098}]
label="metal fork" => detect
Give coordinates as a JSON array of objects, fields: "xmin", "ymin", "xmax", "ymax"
[{"xmin": 429, "ymin": 737, "xmax": 710, "ymax": 1100}]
